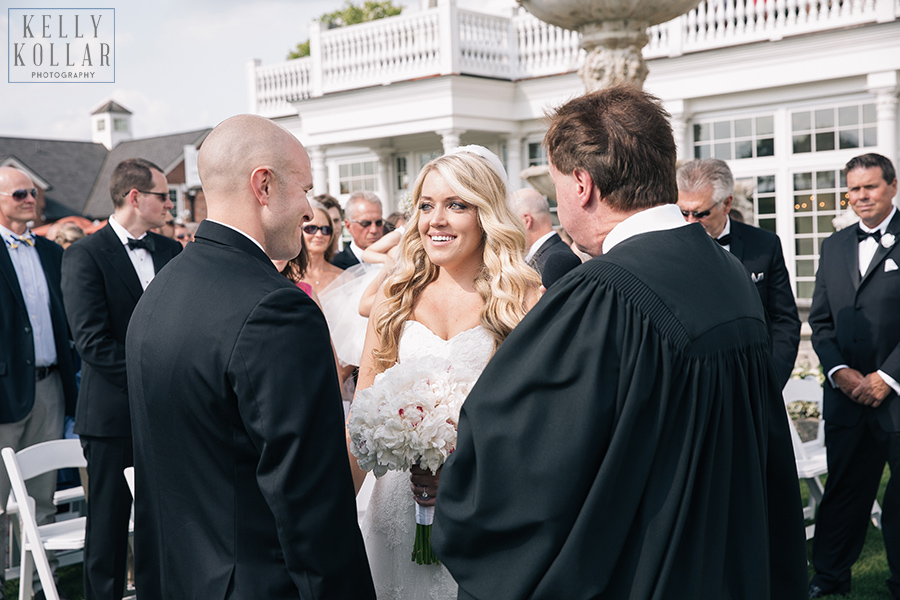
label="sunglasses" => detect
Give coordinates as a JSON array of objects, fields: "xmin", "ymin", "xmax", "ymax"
[
  {"xmin": 1, "ymin": 188, "xmax": 37, "ymax": 201},
  {"xmin": 680, "ymin": 201, "xmax": 723, "ymax": 220},
  {"xmin": 176, "ymin": 233, "xmax": 193, "ymax": 241},
  {"xmin": 350, "ymin": 219, "xmax": 383, "ymax": 229},
  {"xmin": 303, "ymin": 224, "xmax": 333, "ymax": 236},
  {"xmin": 124, "ymin": 189, "xmax": 170, "ymax": 202}
]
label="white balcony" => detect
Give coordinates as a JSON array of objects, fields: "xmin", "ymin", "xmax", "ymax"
[{"xmin": 249, "ymin": 0, "xmax": 899, "ymax": 117}]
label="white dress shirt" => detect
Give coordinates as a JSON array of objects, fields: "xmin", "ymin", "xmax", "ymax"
[
  {"xmin": 108, "ymin": 215, "xmax": 156, "ymax": 291},
  {"xmin": 1, "ymin": 224, "xmax": 57, "ymax": 367},
  {"xmin": 602, "ymin": 203, "xmax": 689, "ymax": 254}
]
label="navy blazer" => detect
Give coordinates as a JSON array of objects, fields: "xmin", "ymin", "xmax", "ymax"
[
  {"xmin": 330, "ymin": 244, "xmax": 359, "ymax": 270},
  {"xmin": 61, "ymin": 224, "xmax": 181, "ymax": 437},
  {"xmin": 809, "ymin": 211, "xmax": 900, "ymax": 432},
  {"xmin": 728, "ymin": 220, "xmax": 801, "ymax": 388},
  {"xmin": 0, "ymin": 235, "xmax": 77, "ymax": 423}
]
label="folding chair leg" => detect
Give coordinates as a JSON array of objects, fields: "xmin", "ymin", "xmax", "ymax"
[{"xmin": 19, "ymin": 538, "xmax": 33, "ymax": 600}]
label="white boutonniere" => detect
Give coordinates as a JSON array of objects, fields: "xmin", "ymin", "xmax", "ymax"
[{"xmin": 882, "ymin": 233, "xmax": 896, "ymax": 249}]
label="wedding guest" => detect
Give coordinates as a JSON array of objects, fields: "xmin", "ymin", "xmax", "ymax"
[
  {"xmin": 173, "ymin": 220, "xmax": 196, "ymax": 247},
  {"xmin": 677, "ymin": 158, "xmax": 800, "ymax": 389},
  {"xmin": 54, "ymin": 221, "xmax": 86, "ymax": 249},
  {"xmin": 126, "ymin": 115, "xmax": 374, "ymax": 599},
  {"xmin": 433, "ymin": 87, "xmax": 808, "ymax": 600},
  {"xmin": 509, "ymin": 188, "xmax": 579, "ymax": 275},
  {"xmin": 349, "ymin": 145, "xmax": 540, "ymax": 599},
  {"xmin": 0, "ymin": 167, "xmax": 78, "ymax": 594},
  {"xmin": 386, "ymin": 210, "xmax": 407, "ymax": 229},
  {"xmin": 299, "ymin": 205, "xmax": 344, "ymax": 295},
  {"xmin": 807, "ymin": 153, "xmax": 900, "ymax": 600},
  {"xmin": 62, "ymin": 158, "xmax": 181, "ymax": 600},
  {"xmin": 332, "ymin": 191, "xmax": 384, "ymax": 269},
  {"xmin": 315, "ymin": 193, "xmax": 344, "ymax": 254}
]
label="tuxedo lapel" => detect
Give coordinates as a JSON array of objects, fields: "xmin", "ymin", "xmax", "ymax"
[
  {"xmin": 841, "ymin": 228, "xmax": 861, "ymax": 290},
  {"xmin": 0, "ymin": 245, "xmax": 26, "ymax": 312},
  {"xmin": 860, "ymin": 212, "xmax": 900, "ymax": 285},
  {"xmin": 529, "ymin": 234, "xmax": 560, "ymax": 269},
  {"xmin": 148, "ymin": 233, "xmax": 173, "ymax": 274},
  {"xmin": 97, "ymin": 225, "xmax": 144, "ymax": 303},
  {"xmin": 728, "ymin": 221, "xmax": 745, "ymax": 261}
]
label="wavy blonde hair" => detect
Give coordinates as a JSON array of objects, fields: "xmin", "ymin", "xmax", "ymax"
[{"xmin": 372, "ymin": 151, "xmax": 540, "ymax": 373}]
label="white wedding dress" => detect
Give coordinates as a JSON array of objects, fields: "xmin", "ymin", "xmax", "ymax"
[{"xmin": 360, "ymin": 320, "xmax": 494, "ymax": 600}]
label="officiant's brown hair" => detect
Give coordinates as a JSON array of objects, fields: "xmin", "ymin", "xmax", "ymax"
[{"xmin": 544, "ymin": 86, "xmax": 678, "ymax": 211}]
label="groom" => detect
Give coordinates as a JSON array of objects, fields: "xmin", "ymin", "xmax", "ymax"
[
  {"xmin": 433, "ymin": 87, "xmax": 808, "ymax": 599},
  {"xmin": 127, "ymin": 115, "xmax": 375, "ymax": 598}
]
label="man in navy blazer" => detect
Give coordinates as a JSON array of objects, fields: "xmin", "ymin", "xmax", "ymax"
[
  {"xmin": 127, "ymin": 115, "xmax": 374, "ymax": 598},
  {"xmin": 808, "ymin": 153, "xmax": 900, "ymax": 599},
  {"xmin": 331, "ymin": 190, "xmax": 384, "ymax": 269},
  {"xmin": 62, "ymin": 158, "xmax": 181, "ymax": 599},
  {"xmin": 677, "ymin": 159, "xmax": 801, "ymax": 388},
  {"xmin": 0, "ymin": 166, "xmax": 78, "ymax": 589}
]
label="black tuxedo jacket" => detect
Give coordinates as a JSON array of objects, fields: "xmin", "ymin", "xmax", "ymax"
[
  {"xmin": 61, "ymin": 224, "xmax": 181, "ymax": 437},
  {"xmin": 0, "ymin": 235, "xmax": 77, "ymax": 423},
  {"xmin": 809, "ymin": 211, "xmax": 900, "ymax": 432},
  {"xmin": 528, "ymin": 233, "xmax": 576, "ymax": 274},
  {"xmin": 330, "ymin": 245, "xmax": 359, "ymax": 270},
  {"xmin": 728, "ymin": 220, "xmax": 801, "ymax": 388},
  {"xmin": 127, "ymin": 221, "xmax": 374, "ymax": 599}
]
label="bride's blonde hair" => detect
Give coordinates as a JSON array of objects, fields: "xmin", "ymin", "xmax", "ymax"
[{"xmin": 371, "ymin": 151, "xmax": 540, "ymax": 373}]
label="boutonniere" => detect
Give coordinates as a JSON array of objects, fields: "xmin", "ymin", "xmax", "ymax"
[{"xmin": 882, "ymin": 233, "xmax": 896, "ymax": 249}]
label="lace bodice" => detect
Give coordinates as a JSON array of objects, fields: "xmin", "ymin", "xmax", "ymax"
[
  {"xmin": 361, "ymin": 320, "xmax": 493, "ymax": 600},
  {"xmin": 396, "ymin": 320, "xmax": 493, "ymax": 369}
]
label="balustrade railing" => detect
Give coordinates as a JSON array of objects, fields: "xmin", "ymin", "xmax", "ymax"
[{"xmin": 252, "ymin": 0, "xmax": 897, "ymax": 116}]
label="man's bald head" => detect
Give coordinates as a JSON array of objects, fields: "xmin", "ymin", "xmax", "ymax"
[
  {"xmin": 198, "ymin": 114, "xmax": 308, "ymax": 203},
  {"xmin": 510, "ymin": 188, "xmax": 553, "ymax": 245}
]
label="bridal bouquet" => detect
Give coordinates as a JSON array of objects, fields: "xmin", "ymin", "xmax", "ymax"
[{"xmin": 348, "ymin": 357, "xmax": 481, "ymax": 565}]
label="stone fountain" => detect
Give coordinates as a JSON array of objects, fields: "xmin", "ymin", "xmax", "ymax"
[{"xmin": 517, "ymin": 0, "xmax": 701, "ymax": 198}]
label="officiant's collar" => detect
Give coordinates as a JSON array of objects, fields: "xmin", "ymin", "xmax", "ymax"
[{"xmin": 602, "ymin": 204, "xmax": 689, "ymax": 254}]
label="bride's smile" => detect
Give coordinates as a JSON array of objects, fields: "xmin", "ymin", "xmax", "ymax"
[{"xmin": 418, "ymin": 170, "xmax": 483, "ymax": 273}]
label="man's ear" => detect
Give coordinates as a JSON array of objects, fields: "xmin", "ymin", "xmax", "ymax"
[
  {"xmin": 722, "ymin": 195, "xmax": 733, "ymax": 214},
  {"xmin": 572, "ymin": 168, "xmax": 594, "ymax": 207},
  {"xmin": 250, "ymin": 167, "xmax": 273, "ymax": 206},
  {"xmin": 522, "ymin": 213, "xmax": 534, "ymax": 230}
]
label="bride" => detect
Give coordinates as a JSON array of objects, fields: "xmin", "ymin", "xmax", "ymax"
[{"xmin": 351, "ymin": 146, "xmax": 541, "ymax": 599}]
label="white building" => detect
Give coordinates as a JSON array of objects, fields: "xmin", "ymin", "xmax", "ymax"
[{"xmin": 248, "ymin": 0, "xmax": 900, "ymax": 311}]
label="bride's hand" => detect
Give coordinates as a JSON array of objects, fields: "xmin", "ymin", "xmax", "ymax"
[{"xmin": 410, "ymin": 465, "xmax": 440, "ymax": 507}]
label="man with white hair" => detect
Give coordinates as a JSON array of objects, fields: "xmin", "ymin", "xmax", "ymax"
[
  {"xmin": 127, "ymin": 115, "xmax": 375, "ymax": 599},
  {"xmin": 677, "ymin": 158, "xmax": 800, "ymax": 389},
  {"xmin": 332, "ymin": 190, "xmax": 384, "ymax": 269}
]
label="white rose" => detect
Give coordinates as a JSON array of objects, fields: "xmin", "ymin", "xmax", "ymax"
[{"xmin": 882, "ymin": 232, "xmax": 896, "ymax": 249}]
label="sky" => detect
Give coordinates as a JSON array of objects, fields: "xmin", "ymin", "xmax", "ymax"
[{"xmin": 1, "ymin": 0, "xmax": 517, "ymax": 142}]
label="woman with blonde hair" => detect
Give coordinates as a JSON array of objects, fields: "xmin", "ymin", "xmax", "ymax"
[{"xmin": 350, "ymin": 146, "xmax": 540, "ymax": 599}]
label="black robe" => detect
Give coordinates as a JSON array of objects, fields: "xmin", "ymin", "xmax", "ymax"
[{"xmin": 433, "ymin": 223, "xmax": 808, "ymax": 600}]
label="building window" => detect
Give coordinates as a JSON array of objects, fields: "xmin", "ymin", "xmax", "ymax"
[
  {"xmin": 693, "ymin": 115, "xmax": 775, "ymax": 160},
  {"xmin": 419, "ymin": 151, "xmax": 442, "ymax": 170},
  {"xmin": 113, "ymin": 118, "xmax": 128, "ymax": 132},
  {"xmin": 397, "ymin": 156, "xmax": 408, "ymax": 191},
  {"xmin": 791, "ymin": 103, "xmax": 876, "ymax": 154},
  {"xmin": 527, "ymin": 142, "xmax": 547, "ymax": 167},
  {"xmin": 792, "ymin": 168, "xmax": 850, "ymax": 299},
  {"xmin": 96, "ymin": 120, "xmax": 105, "ymax": 132},
  {"xmin": 736, "ymin": 174, "xmax": 776, "ymax": 233},
  {"xmin": 339, "ymin": 161, "xmax": 378, "ymax": 194}
]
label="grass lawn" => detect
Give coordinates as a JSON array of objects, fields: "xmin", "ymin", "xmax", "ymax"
[
  {"xmin": 4, "ymin": 468, "xmax": 892, "ymax": 599},
  {"xmin": 802, "ymin": 465, "xmax": 893, "ymax": 599}
]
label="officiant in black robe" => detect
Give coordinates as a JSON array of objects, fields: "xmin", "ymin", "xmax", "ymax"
[{"xmin": 433, "ymin": 87, "xmax": 808, "ymax": 600}]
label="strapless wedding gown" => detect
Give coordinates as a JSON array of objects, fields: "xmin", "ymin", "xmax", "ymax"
[{"xmin": 360, "ymin": 320, "xmax": 494, "ymax": 600}]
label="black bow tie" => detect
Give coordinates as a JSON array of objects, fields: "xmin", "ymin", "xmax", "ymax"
[
  {"xmin": 127, "ymin": 236, "xmax": 155, "ymax": 252},
  {"xmin": 715, "ymin": 234, "xmax": 732, "ymax": 246},
  {"xmin": 856, "ymin": 227, "xmax": 882, "ymax": 243}
]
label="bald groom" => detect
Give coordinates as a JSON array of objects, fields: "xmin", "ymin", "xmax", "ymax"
[{"xmin": 126, "ymin": 115, "xmax": 375, "ymax": 599}]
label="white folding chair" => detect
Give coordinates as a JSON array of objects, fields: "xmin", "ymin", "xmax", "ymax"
[
  {"xmin": 783, "ymin": 378, "xmax": 883, "ymax": 540},
  {"xmin": 2, "ymin": 440, "xmax": 86, "ymax": 600},
  {"xmin": 123, "ymin": 466, "xmax": 135, "ymax": 499}
]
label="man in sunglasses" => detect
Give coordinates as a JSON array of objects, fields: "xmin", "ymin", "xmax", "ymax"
[
  {"xmin": 331, "ymin": 190, "xmax": 384, "ymax": 269},
  {"xmin": 61, "ymin": 158, "xmax": 181, "ymax": 600},
  {"xmin": 0, "ymin": 167, "xmax": 78, "ymax": 595},
  {"xmin": 677, "ymin": 158, "xmax": 800, "ymax": 389}
]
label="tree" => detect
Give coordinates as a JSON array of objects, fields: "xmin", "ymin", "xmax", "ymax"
[{"xmin": 287, "ymin": 0, "xmax": 403, "ymax": 60}]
